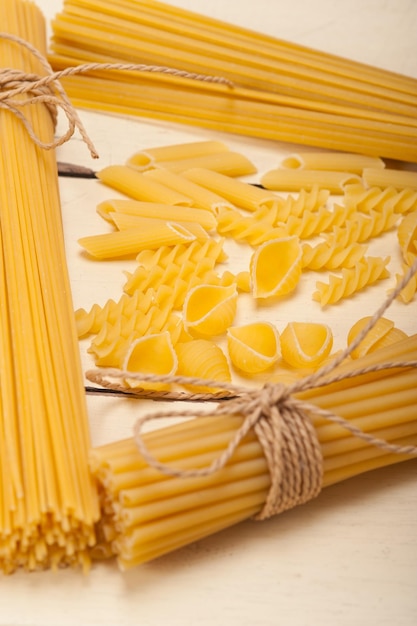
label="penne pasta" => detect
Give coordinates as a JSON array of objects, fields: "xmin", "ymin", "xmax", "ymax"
[
  {"xmin": 144, "ymin": 168, "xmax": 235, "ymax": 213},
  {"xmin": 260, "ymin": 168, "xmax": 361, "ymax": 194},
  {"xmin": 78, "ymin": 222, "xmax": 196, "ymax": 259},
  {"xmin": 97, "ymin": 165, "xmax": 193, "ymax": 205},
  {"xmin": 363, "ymin": 167, "xmax": 417, "ymax": 191},
  {"xmin": 153, "ymin": 150, "xmax": 257, "ymax": 176},
  {"xmin": 280, "ymin": 152, "xmax": 385, "ymax": 174},
  {"xmin": 183, "ymin": 167, "xmax": 282, "ymax": 211},
  {"xmin": 109, "ymin": 212, "xmax": 210, "ymax": 241},
  {"xmin": 126, "ymin": 140, "xmax": 229, "ymax": 171},
  {"xmin": 97, "ymin": 198, "xmax": 216, "ymax": 230}
]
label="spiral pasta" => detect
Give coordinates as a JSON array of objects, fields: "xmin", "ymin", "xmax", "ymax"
[
  {"xmin": 343, "ymin": 184, "xmax": 417, "ymax": 216},
  {"xmin": 312, "ymin": 256, "xmax": 391, "ymax": 306},
  {"xmin": 301, "ymin": 240, "xmax": 367, "ymax": 271},
  {"xmin": 394, "ymin": 263, "xmax": 417, "ymax": 304},
  {"xmin": 324, "ymin": 206, "xmax": 399, "ymax": 247},
  {"xmin": 216, "ymin": 206, "xmax": 285, "ymax": 246},
  {"xmin": 397, "ymin": 211, "xmax": 417, "ymax": 264},
  {"xmin": 278, "ymin": 203, "xmax": 354, "ymax": 239}
]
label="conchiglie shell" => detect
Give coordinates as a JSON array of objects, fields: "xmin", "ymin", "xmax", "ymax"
[
  {"xmin": 183, "ymin": 283, "xmax": 238, "ymax": 336},
  {"xmin": 280, "ymin": 321, "xmax": 333, "ymax": 368},
  {"xmin": 122, "ymin": 331, "xmax": 178, "ymax": 390},
  {"xmin": 227, "ymin": 322, "xmax": 280, "ymax": 374},
  {"xmin": 347, "ymin": 316, "xmax": 395, "ymax": 359},
  {"xmin": 175, "ymin": 339, "xmax": 231, "ymax": 392},
  {"xmin": 397, "ymin": 211, "xmax": 417, "ymax": 264},
  {"xmin": 250, "ymin": 236, "xmax": 302, "ymax": 299}
]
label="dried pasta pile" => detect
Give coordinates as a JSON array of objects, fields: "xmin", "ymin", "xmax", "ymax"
[
  {"xmin": 0, "ymin": 0, "xmax": 99, "ymax": 574},
  {"xmin": 76, "ymin": 140, "xmax": 417, "ymax": 385},
  {"xmin": 48, "ymin": 0, "xmax": 417, "ymax": 161}
]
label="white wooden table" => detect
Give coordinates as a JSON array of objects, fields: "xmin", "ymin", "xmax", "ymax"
[{"xmin": 1, "ymin": 1, "xmax": 416, "ymax": 624}]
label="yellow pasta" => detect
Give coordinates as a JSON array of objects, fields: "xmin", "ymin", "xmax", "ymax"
[
  {"xmin": 216, "ymin": 206, "xmax": 285, "ymax": 246},
  {"xmin": 363, "ymin": 168, "xmax": 417, "ymax": 191},
  {"xmin": 109, "ymin": 213, "xmax": 210, "ymax": 241},
  {"xmin": 324, "ymin": 206, "xmax": 399, "ymax": 246},
  {"xmin": 126, "ymin": 140, "xmax": 229, "ymax": 171},
  {"xmin": 153, "ymin": 151, "xmax": 257, "ymax": 176},
  {"xmin": 134, "ymin": 238, "xmax": 227, "ymax": 270},
  {"xmin": 260, "ymin": 169, "xmax": 361, "ymax": 194},
  {"xmin": 272, "ymin": 186, "xmax": 330, "ymax": 221},
  {"xmin": 227, "ymin": 322, "xmax": 281, "ymax": 374},
  {"xmin": 183, "ymin": 168, "xmax": 282, "ymax": 212},
  {"xmin": 0, "ymin": 0, "xmax": 98, "ymax": 573},
  {"xmin": 97, "ymin": 165, "xmax": 193, "ymax": 205},
  {"xmin": 48, "ymin": 1, "xmax": 417, "ymax": 161},
  {"xmin": 280, "ymin": 322, "xmax": 333, "ymax": 368},
  {"xmin": 312, "ymin": 256, "xmax": 391, "ymax": 306},
  {"xmin": 175, "ymin": 339, "xmax": 231, "ymax": 392},
  {"xmin": 280, "ymin": 152, "xmax": 385, "ymax": 174},
  {"xmin": 183, "ymin": 283, "xmax": 238, "ymax": 336},
  {"xmin": 301, "ymin": 240, "xmax": 367, "ymax": 271},
  {"xmin": 343, "ymin": 183, "xmax": 417, "ymax": 216},
  {"xmin": 278, "ymin": 203, "xmax": 354, "ymax": 239},
  {"xmin": 78, "ymin": 222, "xmax": 196, "ymax": 259},
  {"xmin": 347, "ymin": 316, "xmax": 408, "ymax": 359},
  {"xmin": 122, "ymin": 332, "xmax": 178, "ymax": 390},
  {"xmin": 143, "ymin": 168, "xmax": 235, "ymax": 213},
  {"xmin": 394, "ymin": 263, "xmax": 417, "ymax": 304},
  {"xmin": 397, "ymin": 210, "xmax": 417, "ymax": 264},
  {"xmin": 97, "ymin": 198, "xmax": 217, "ymax": 230},
  {"xmin": 250, "ymin": 236, "xmax": 302, "ymax": 299}
]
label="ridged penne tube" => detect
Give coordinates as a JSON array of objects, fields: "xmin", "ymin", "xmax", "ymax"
[
  {"xmin": 97, "ymin": 165, "xmax": 193, "ymax": 205},
  {"xmin": 280, "ymin": 322, "xmax": 333, "ymax": 368},
  {"xmin": 363, "ymin": 168, "xmax": 417, "ymax": 191},
  {"xmin": 97, "ymin": 199, "xmax": 217, "ymax": 231},
  {"xmin": 227, "ymin": 322, "xmax": 281, "ymax": 374},
  {"xmin": 126, "ymin": 140, "xmax": 229, "ymax": 171},
  {"xmin": 143, "ymin": 169, "xmax": 235, "ymax": 214},
  {"xmin": 154, "ymin": 151, "xmax": 257, "ymax": 177},
  {"xmin": 312, "ymin": 256, "xmax": 391, "ymax": 306},
  {"xmin": 183, "ymin": 283, "xmax": 238, "ymax": 336},
  {"xmin": 175, "ymin": 339, "xmax": 231, "ymax": 392},
  {"xmin": 78, "ymin": 222, "xmax": 196, "ymax": 259},
  {"xmin": 183, "ymin": 168, "xmax": 282, "ymax": 211},
  {"xmin": 250, "ymin": 236, "xmax": 302, "ymax": 298},
  {"xmin": 109, "ymin": 213, "xmax": 210, "ymax": 241},
  {"xmin": 280, "ymin": 152, "xmax": 385, "ymax": 174},
  {"xmin": 122, "ymin": 332, "xmax": 178, "ymax": 391},
  {"xmin": 260, "ymin": 168, "xmax": 361, "ymax": 194}
]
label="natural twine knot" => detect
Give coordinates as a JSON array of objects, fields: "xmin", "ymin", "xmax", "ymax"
[{"xmin": 0, "ymin": 32, "xmax": 233, "ymax": 159}]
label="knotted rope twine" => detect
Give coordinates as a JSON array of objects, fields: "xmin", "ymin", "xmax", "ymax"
[
  {"xmin": 87, "ymin": 258, "xmax": 417, "ymax": 521},
  {"xmin": 0, "ymin": 32, "xmax": 233, "ymax": 158}
]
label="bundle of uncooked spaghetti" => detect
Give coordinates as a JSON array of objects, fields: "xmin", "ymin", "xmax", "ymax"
[
  {"xmin": 90, "ymin": 333, "xmax": 417, "ymax": 571},
  {"xmin": 48, "ymin": 0, "xmax": 417, "ymax": 161},
  {"xmin": 0, "ymin": 0, "xmax": 98, "ymax": 574}
]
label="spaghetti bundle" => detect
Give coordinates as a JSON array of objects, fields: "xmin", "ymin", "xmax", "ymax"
[
  {"xmin": 0, "ymin": 0, "xmax": 98, "ymax": 573},
  {"xmin": 48, "ymin": 0, "xmax": 417, "ymax": 161},
  {"xmin": 90, "ymin": 334, "xmax": 417, "ymax": 570}
]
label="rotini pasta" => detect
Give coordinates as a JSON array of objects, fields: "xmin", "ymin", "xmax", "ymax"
[
  {"xmin": 216, "ymin": 206, "xmax": 285, "ymax": 246},
  {"xmin": 301, "ymin": 240, "xmax": 367, "ymax": 271},
  {"xmin": 227, "ymin": 322, "xmax": 281, "ymax": 374},
  {"xmin": 250, "ymin": 236, "xmax": 302, "ymax": 299},
  {"xmin": 134, "ymin": 238, "xmax": 227, "ymax": 270},
  {"xmin": 312, "ymin": 256, "xmax": 391, "ymax": 306},
  {"xmin": 183, "ymin": 283, "xmax": 238, "ymax": 336},
  {"xmin": 277, "ymin": 203, "xmax": 354, "ymax": 239},
  {"xmin": 280, "ymin": 152, "xmax": 385, "ymax": 174},
  {"xmin": 324, "ymin": 206, "xmax": 399, "ymax": 246},
  {"xmin": 272, "ymin": 186, "xmax": 330, "ymax": 221},
  {"xmin": 394, "ymin": 263, "xmax": 417, "ymax": 304},
  {"xmin": 126, "ymin": 140, "xmax": 229, "ymax": 171},
  {"xmin": 397, "ymin": 211, "xmax": 417, "ymax": 264},
  {"xmin": 343, "ymin": 183, "xmax": 417, "ymax": 215}
]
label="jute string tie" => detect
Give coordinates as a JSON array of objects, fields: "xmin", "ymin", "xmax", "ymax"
[
  {"xmin": 0, "ymin": 32, "xmax": 233, "ymax": 159},
  {"xmin": 88, "ymin": 258, "xmax": 417, "ymax": 520}
]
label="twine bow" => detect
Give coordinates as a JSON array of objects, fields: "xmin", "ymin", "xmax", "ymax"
[{"xmin": 0, "ymin": 32, "xmax": 233, "ymax": 159}]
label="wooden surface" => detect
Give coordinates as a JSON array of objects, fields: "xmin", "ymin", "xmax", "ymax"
[{"xmin": 1, "ymin": 1, "xmax": 416, "ymax": 624}]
